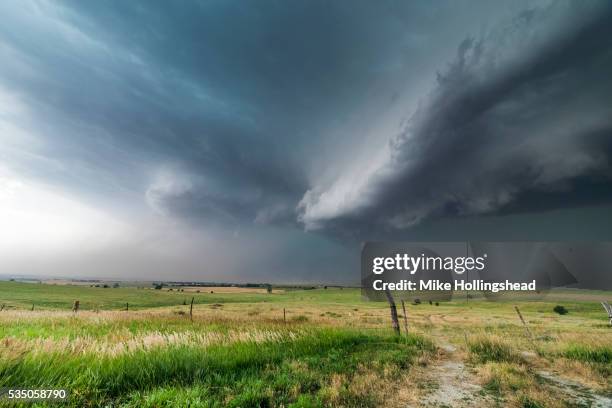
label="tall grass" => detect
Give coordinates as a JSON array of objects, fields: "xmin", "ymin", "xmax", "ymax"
[
  {"xmin": 0, "ymin": 329, "xmax": 433, "ymax": 407},
  {"xmin": 468, "ymin": 335, "xmax": 523, "ymax": 364},
  {"xmin": 563, "ymin": 344, "xmax": 611, "ymax": 364}
]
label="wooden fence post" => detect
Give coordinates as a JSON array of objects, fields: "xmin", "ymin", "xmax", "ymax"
[
  {"xmin": 189, "ymin": 297, "xmax": 194, "ymax": 321},
  {"xmin": 72, "ymin": 300, "xmax": 80, "ymax": 313},
  {"xmin": 385, "ymin": 289, "xmax": 400, "ymax": 336},
  {"xmin": 126, "ymin": 302, "xmax": 129, "ymax": 311},
  {"xmin": 31, "ymin": 304, "xmax": 34, "ymax": 311},
  {"xmin": 514, "ymin": 305, "xmax": 534, "ymax": 340},
  {"xmin": 401, "ymin": 300, "xmax": 409, "ymax": 335},
  {"xmin": 601, "ymin": 301, "xmax": 612, "ymax": 327},
  {"xmin": 283, "ymin": 308, "xmax": 286, "ymax": 323}
]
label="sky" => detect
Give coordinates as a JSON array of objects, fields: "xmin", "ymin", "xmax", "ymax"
[{"xmin": 1, "ymin": 0, "xmax": 611, "ymax": 283}]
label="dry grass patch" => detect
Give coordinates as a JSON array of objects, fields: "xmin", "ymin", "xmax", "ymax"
[
  {"xmin": 475, "ymin": 362, "xmax": 561, "ymax": 408},
  {"xmin": 2, "ymin": 329, "xmax": 299, "ymax": 357},
  {"xmin": 551, "ymin": 358, "xmax": 611, "ymax": 392},
  {"xmin": 467, "ymin": 334, "xmax": 524, "ymax": 364}
]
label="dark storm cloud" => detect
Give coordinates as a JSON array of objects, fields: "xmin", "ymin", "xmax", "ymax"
[
  {"xmin": 0, "ymin": 0, "xmax": 312, "ymax": 223},
  {"xmin": 3, "ymin": 0, "xmax": 612, "ymax": 282},
  {"xmin": 299, "ymin": 1, "xmax": 612, "ymax": 236},
  {"xmin": 1, "ymin": 0, "xmax": 487, "ymax": 226}
]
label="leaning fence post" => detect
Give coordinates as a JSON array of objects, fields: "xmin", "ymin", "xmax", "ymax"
[
  {"xmin": 385, "ymin": 289, "xmax": 401, "ymax": 336},
  {"xmin": 31, "ymin": 304, "xmax": 34, "ymax": 311},
  {"xmin": 401, "ymin": 300, "xmax": 409, "ymax": 335},
  {"xmin": 514, "ymin": 305, "xmax": 534, "ymax": 340},
  {"xmin": 189, "ymin": 297, "xmax": 194, "ymax": 321},
  {"xmin": 601, "ymin": 301, "xmax": 612, "ymax": 327}
]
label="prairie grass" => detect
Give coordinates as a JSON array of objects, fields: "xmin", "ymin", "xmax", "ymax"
[
  {"xmin": 475, "ymin": 362, "xmax": 570, "ymax": 408},
  {"xmin": 563, "ymin": 344, "xmax": 611, "ymax": 364},
  {"xmin": 0, "ymin": 327, "xmax": 433, "ymax": 407},
  {"xmin": 467, "ymin": 334, "xmax": 523, "ymax": 364},
  {"xmin": 1, "ymin": 281, "xmax": 611, "ymax": 406}
]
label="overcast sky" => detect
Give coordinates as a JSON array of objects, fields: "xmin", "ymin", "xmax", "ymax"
[{"xmin": 1, "ymin": 0, "xmax": 611, "ymax": 283}]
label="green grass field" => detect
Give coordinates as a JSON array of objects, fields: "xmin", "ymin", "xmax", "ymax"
[{"xmin": 0, "ymin": 281, "xmax": 610, "ymax": 407}]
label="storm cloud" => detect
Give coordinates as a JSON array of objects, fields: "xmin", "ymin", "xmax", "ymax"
[
  {"xmin": 299, "ymin": 1, "xmax": 612, "ymax": 236},
  {"xmin": 1, "ymin": 0, "xmax": 611, "ymax": 282}
]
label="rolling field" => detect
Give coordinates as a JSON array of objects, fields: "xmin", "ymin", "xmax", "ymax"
[{"xmin": 0, "ymin": 281, "xmax": 610, "ymax": 407}]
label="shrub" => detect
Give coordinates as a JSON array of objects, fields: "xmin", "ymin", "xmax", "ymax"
[{"xmin": 553, "ymin": 305, "xmax": 568, "ymax": 315}]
